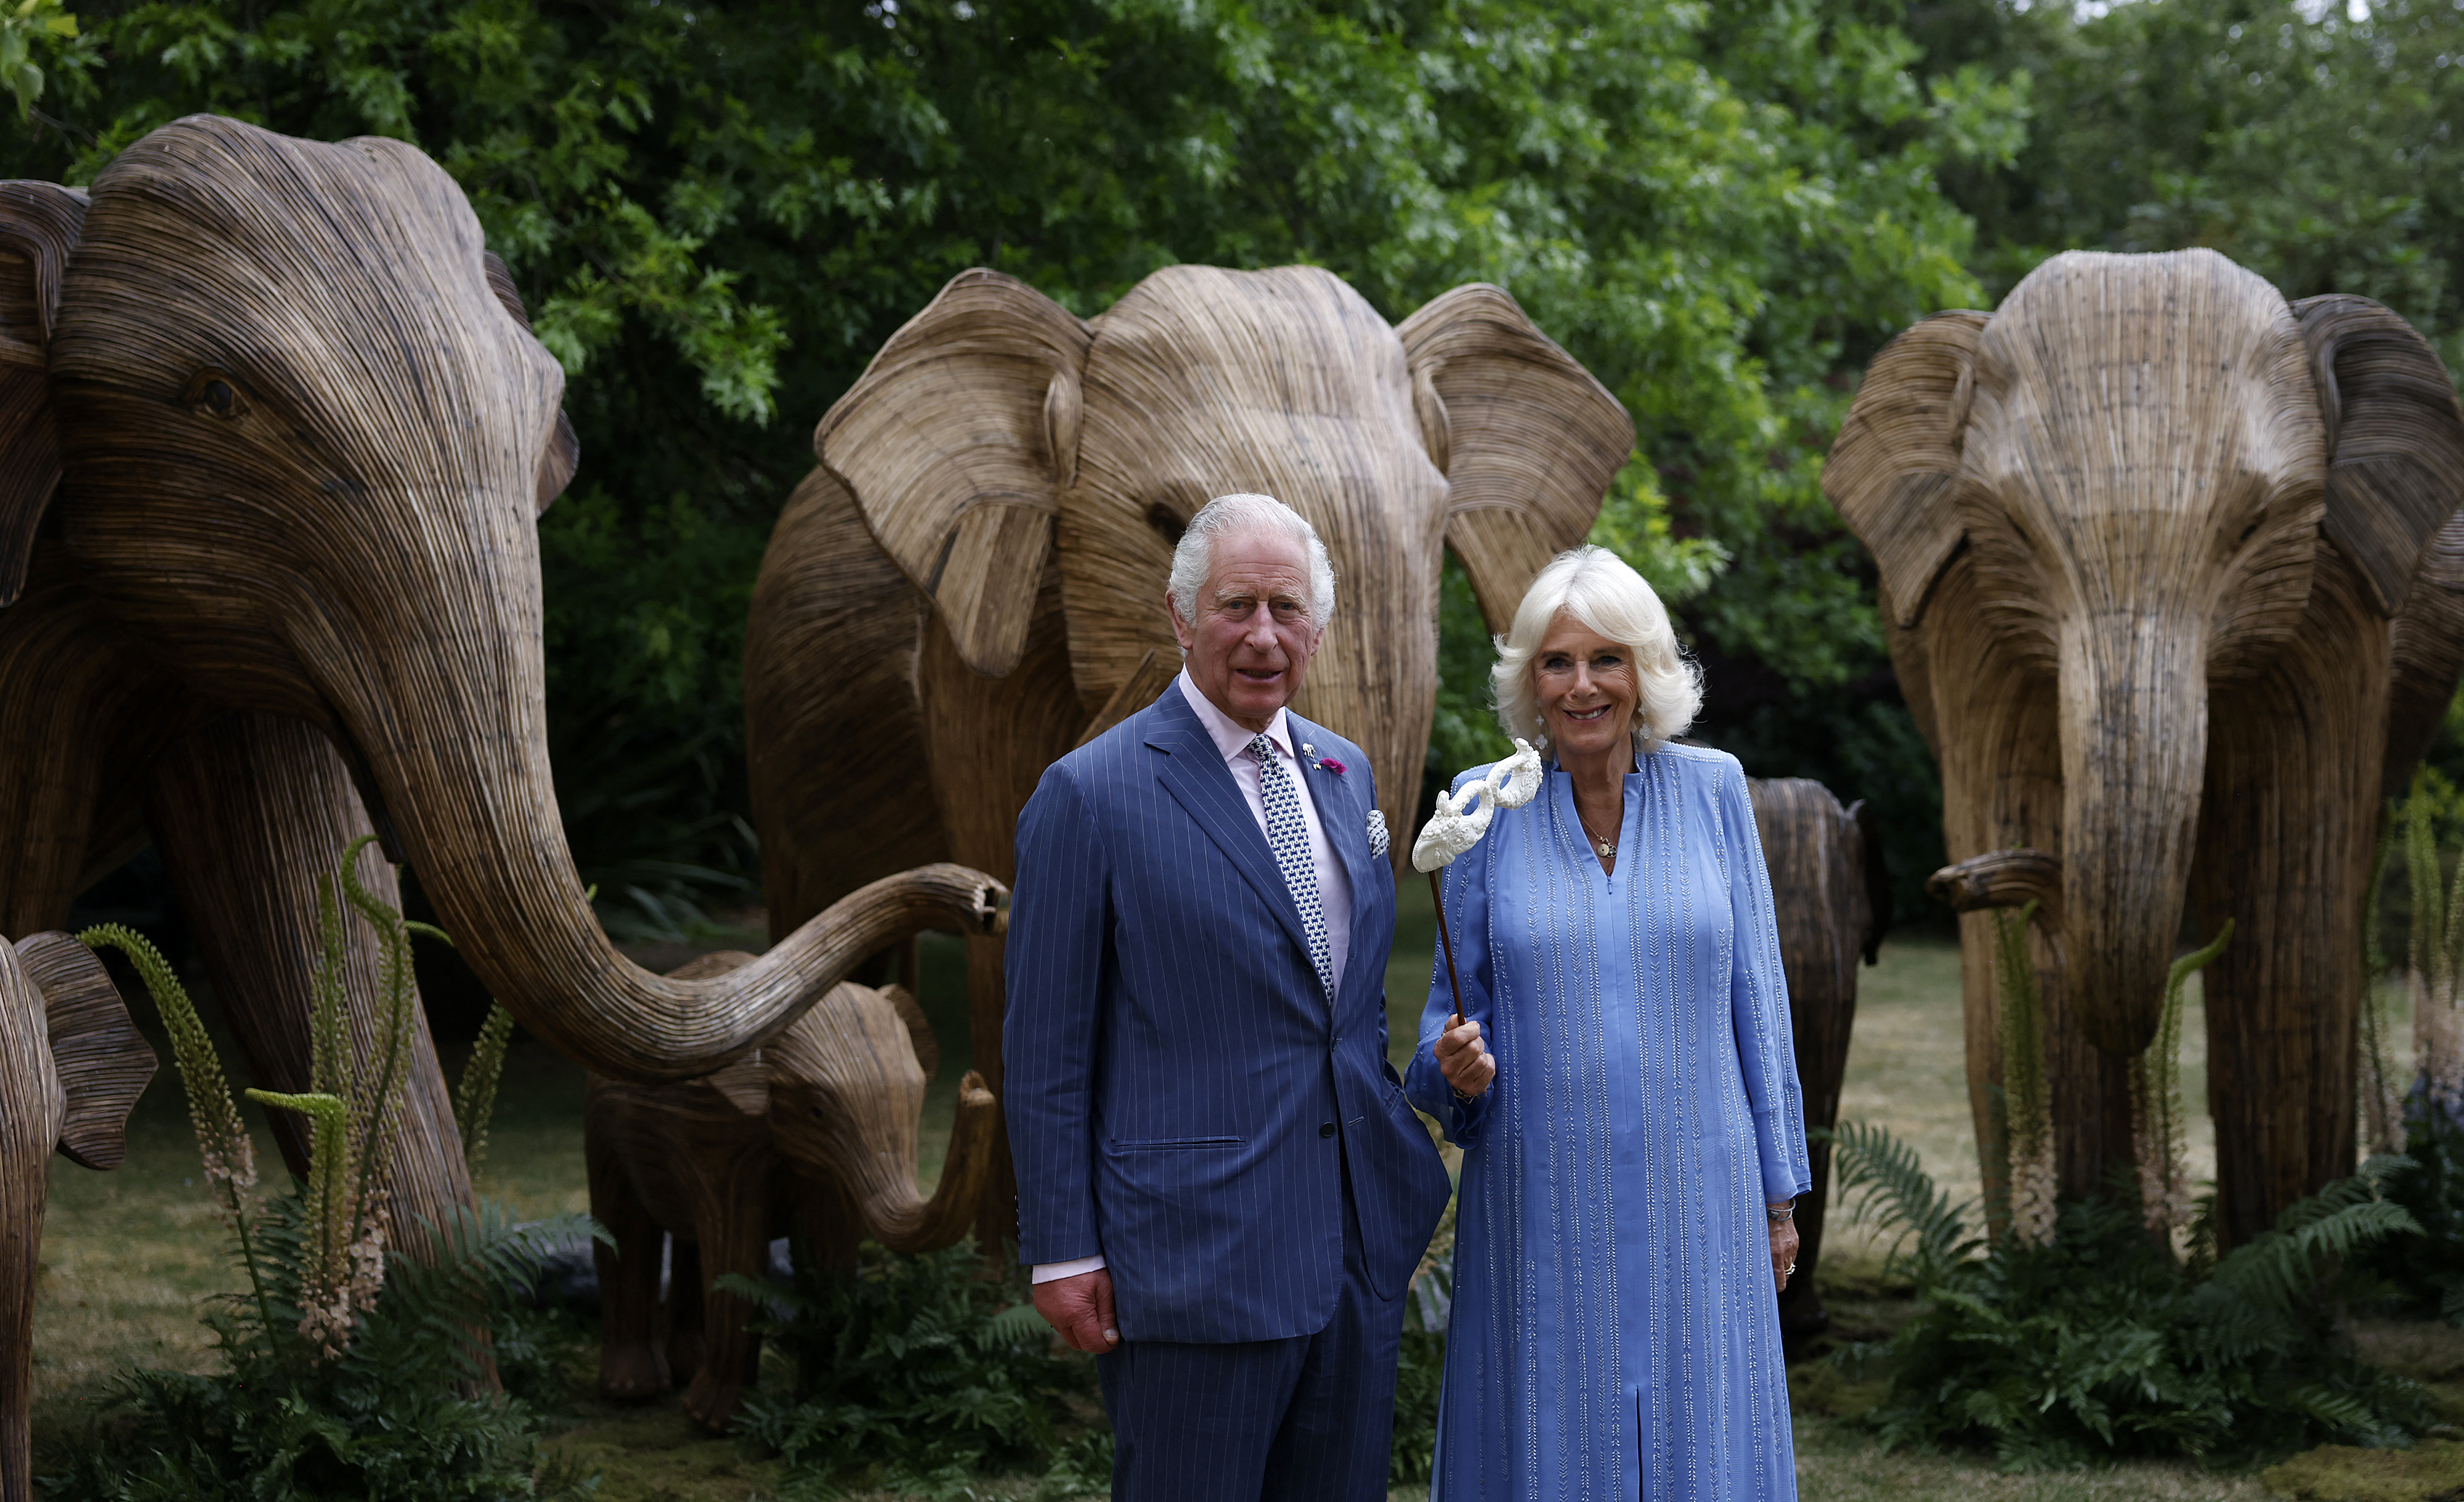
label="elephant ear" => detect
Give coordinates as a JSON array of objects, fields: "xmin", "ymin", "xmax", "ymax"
[
  {"xmin": 2293, "ymin": 294, "xmax": 2464, "ymax": 618},
  {"xmin": 1397, "ymin": 283, "xmax": 1633, "ymax": 630},
  {"xmin": 0, "ymin": 182, "xmax": 85, "ymax": 609},
  {"xmin": 480, "ymin": 251, "xmax": 582, "ymax": 516},
  {"xmin": 667, "ymin": 951, "xmax": 768, "ymax": 1113},
  {"xmin": 16, "ymin": 930, "xmax": 156, "ymax": 1171},
  {"xmin": 1823, "ymin": 311, "xmax": 1989, "ymax": 628},
  {"xmin": 817, "ymin": 269, "xmax": 1093, "ymax": 676}
]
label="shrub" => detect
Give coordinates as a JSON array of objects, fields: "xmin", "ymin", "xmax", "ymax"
[
  {"xmin": 730, "ymin": 1241, "xmax": 1106, "ymax": 1498},
  {"xmin": 39, "ymin": 838, "xmax": 599, "ymax": 1501},
  {"xmin": 1830, "ymin": 1121, "xmax": 2434, "ymax": 1467}
]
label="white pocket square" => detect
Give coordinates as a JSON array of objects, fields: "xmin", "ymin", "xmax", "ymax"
[{"xmin": 1366, "ymin": 809, "xmax": 1390, "ymax": 859}]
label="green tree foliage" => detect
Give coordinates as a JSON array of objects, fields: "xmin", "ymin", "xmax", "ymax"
[
  {"xmin": 1913, "ymin": 0, "xmax": 2464, "ymax": 335},
  {"xmin": 1, "ymin": 0, "xmax": 2019, "ymax": 928}
]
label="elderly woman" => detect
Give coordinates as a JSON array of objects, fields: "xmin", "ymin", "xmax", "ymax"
[{"xmin": 1403, "ymin": 545, "xmax": 1810, "ymax": 1501}]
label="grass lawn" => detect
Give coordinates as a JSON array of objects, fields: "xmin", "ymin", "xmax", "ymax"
[{"xmin": 22, "ymin": 884, "xmax": 2427, "ymax": 1500}]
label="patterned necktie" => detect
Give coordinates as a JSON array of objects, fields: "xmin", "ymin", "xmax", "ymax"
[{"xmin": 1249, "ymin": 733, "xmax": 1334, "ymax": 998}]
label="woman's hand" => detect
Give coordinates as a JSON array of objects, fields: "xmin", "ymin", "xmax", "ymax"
[
  {"xmin": 1769, "ymin": 1205, "xmax": 1800, "ymax": 1291},
  {"xmin": 1435, "ymin": 1013, "xmax": 1496, "ymax": 1100}
]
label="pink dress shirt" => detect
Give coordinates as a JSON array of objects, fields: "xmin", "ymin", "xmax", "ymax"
[{"xmin": 1031, "ymin": 669, "xmax": 1355, "ymax": 1286}]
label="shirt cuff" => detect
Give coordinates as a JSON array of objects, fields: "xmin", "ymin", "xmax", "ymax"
[{"xmin": 1031, "ymin": 1254, "xmax": 1107, "ymax": 1284}]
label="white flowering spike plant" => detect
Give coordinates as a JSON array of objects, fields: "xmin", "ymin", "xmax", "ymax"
[
  {"xmin": 1989, "ymin": 903, "xmax": 2058, "ymax": 1248},
  {"xmin": 85, "ymin": 835, "xmax": 448, "ymax": 1366},
  {"xmin": 2130, "ymin": 919, "xmax": 2231, "ymax": 1243}
]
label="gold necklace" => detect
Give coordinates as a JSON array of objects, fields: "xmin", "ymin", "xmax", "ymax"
[{"xmin": 1578, "ymin": 808, "xmax": 1618, "ymax": 859}]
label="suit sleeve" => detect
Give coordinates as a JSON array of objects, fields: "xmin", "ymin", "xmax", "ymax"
[
  {"xmin": 1003, "ymin": 762, "xmax": 1111, "ymax": 1265},
  {"xmin": 1404, "ymin": 769, "xmax": 1495, "ymax": 1147},
  {"xmin": 1719, "ymin": 759, "xmax": 1812, "ymax": 1203}
]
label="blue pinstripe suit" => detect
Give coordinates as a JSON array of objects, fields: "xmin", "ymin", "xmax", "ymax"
[{"xmin": 1006, "ymin": 682, "xmax": 1452, "ymax": 1496}]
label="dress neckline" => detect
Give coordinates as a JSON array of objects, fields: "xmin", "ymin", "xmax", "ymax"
[{"xmin": 1549, "ymin": 760, "xmax": 1639, "ymax": 887}]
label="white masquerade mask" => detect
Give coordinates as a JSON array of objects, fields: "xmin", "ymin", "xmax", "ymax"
[{"xmin": 1411, "ymin": 739, "xmax": 1542, "ymax": 873}]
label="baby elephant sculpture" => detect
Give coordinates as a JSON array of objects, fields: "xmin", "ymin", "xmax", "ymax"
[
  {"xmin": 3, "ymin": 932, "xmax": 155, "ymax": 1502},
  {"xmin": 1745, "ymin": 778, "xmax": 1889, "ymax": 1352},
  {"xmin": 586, "ymin": 952, "xmax": 997, "ymax": 1432}
]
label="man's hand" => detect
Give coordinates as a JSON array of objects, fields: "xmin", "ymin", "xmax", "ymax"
[
  {"xmin": 1435, "ymin": 1013, "xmax": 1496, "ymax": 1100},
  {"xmin": 1033, "ymin": 1268, "xmax": 1120, "ymax": 1352}
]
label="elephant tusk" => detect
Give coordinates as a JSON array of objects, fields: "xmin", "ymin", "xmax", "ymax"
[{"xmin": 1927, "ymin": 848, "xmax": 2064, "ymax": 930}]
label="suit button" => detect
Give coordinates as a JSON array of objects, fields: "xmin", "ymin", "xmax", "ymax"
[{"xmin": 1319, "ymin": 1122, "xmax": 1336, "ymax": 1138}]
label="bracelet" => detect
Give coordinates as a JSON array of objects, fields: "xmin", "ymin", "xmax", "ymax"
[{"xmin": 1765, "ymin": 1203, "xmax": 1794, "ymax": 1223}]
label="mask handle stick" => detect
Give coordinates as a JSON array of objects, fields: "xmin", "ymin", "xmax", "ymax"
[{"xmin": 1430, "ymin": 867, "xmax": 1466, "ymax": 1030}]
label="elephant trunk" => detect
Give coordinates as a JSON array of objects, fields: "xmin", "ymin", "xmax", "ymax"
[
  {"xmin": 2057, "ymin": 610, "xmax": 2210, "ymax": 1060},
  {"xmin": 861, "ymin": 1070, "xmax": 1001, "ymax": 1254},
  {"xmin": 351, "ymin": 644, "xmax": 1002, "ymax": 1080}
]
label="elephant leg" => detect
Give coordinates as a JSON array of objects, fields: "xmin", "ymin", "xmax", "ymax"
[
  {"xmin": 680, "ymin": 1160, "xmax": 784, "ymax": 1434},
  {"xmin": 146, "ymin": 712, "xmax": 473, "ymax": 1251},
  {"xmin": 2195, "ymin": 553, "xmax": 2385, "ymax": 1247},
  {"xmin": 0, "ymin": 566, "xmax": 191, "ymax": 937},
  {"xmin": 747, "ymin": 467, "xmax": 949, "ymax": 952},
  {"xmin": 665, "ymin": 1238, "xmax": 707, "ymax": 1390},
  {"xmin": 0, "ymin": 944, "xmax": 60, "ymax": 1502},
  {"xmin": 586, "ymin": 1105, "xmax": 669, "ymax": 1402},
  {"xmin": 921, "ymin": 553, "xmax": 1080, "ymax": 1252}
]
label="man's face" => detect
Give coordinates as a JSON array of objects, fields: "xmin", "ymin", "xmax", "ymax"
[{"xmin": 1168, "ymin": 527, "xmax": 1326, "ymax": 733}]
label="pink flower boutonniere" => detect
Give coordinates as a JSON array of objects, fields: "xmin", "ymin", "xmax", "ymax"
[{"xmin": 1301, "ymin": 742, "xmax": 1344, "ymax": 775}]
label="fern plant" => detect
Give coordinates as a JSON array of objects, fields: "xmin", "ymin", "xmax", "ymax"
[
  {"xmin": 1830, "ymin": 1124, "xmax": 2431, "ymax": 1467},
  {"xmin": 731, "ymin": 1240, "xmax": 1104, "ymax": 1498},
  {"xmin": 44, "ymin": 839, "xmax": 603, "ymax": 1501}
]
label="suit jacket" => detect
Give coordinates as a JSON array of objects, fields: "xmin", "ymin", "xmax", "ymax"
[{"xmin": 1004, "ymin": 683, "xmax": 1453, "ymax": 1343}]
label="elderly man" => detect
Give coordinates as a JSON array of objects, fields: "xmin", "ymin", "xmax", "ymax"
[{"xmin": 1005, "ymin": 492, "xmax": 1451, "ymax": 1499}]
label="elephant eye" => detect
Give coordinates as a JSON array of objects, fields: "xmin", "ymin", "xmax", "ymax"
[
  {"xmin": 1146, "ymin": 503, "xmax": 1186, "ymax": 546},
  {"xmin": 183, "ymin": 370, "xmax": 251, "ymax": 420}
]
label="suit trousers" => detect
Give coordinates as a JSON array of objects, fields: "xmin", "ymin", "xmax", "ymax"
[{"xmin": 1096, "ymin": 1192, "xmax": 1403, "ymax": 1502}]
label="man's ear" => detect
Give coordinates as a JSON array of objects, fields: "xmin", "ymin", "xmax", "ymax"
[{"xmin": 0, "ymin": 182, "xmax": 86, "ymax": 607}]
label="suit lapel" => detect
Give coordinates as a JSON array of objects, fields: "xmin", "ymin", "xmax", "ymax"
[{"xmin": 1143, "ymin": 691, "xmax": 1315, "ymax": 962}]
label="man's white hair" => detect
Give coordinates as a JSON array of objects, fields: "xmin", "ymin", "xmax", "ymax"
[
  {"xmin": 1492, "ymin": 545, "xmax": 1701, "ymax": 751},
  {"xmin": 1167, "ymin": 493, "xmax": 1338, "ymax": 628}
]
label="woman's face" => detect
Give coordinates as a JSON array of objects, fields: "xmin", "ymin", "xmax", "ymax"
[{"xmin": 1533, "ymin": 611, "xmax": 1639, "ymax": 761}]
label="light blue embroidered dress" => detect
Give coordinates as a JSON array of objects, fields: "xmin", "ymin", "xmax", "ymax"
[{"xmin": 1404, "ymin": 743, "xmax": 1810, "ymax": 1502}]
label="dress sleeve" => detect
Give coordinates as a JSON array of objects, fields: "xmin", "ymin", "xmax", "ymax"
[
  {"xmin": 1406, "ymin": 773, "xmax": 1495, "ymax": 1147},
  {"xmin": 1719, "ymin": 760, "xmax": 1812, "ymax": 1203}
]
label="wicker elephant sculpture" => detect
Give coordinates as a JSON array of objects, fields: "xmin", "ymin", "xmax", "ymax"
[
  {"xmin": 1825, "ymin": 248, "xmax": 2464, "ymax": 1242},
  {"xmin": 586, "ymin": 952, "xmax": 998, "ymax": 1432}
]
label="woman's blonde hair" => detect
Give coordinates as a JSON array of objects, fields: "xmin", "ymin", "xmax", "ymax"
[{"xmin": 1491, "ymin": 545, "xmax": 1701, "ymax": 752}]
